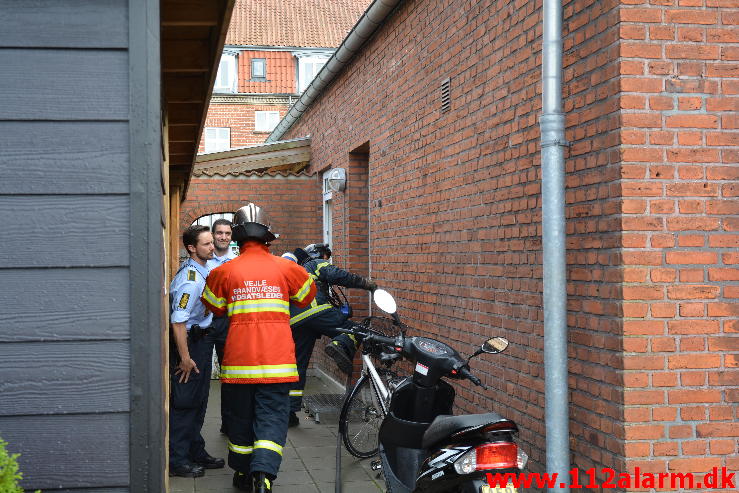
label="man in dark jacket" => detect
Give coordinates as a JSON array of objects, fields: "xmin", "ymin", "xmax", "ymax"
[{"xmin": 284, "ymin": 243, "xmax": 377, "ymax": 426}]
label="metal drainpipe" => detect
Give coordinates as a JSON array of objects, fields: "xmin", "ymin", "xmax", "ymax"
[{"xmin": 540, "ymin": 0, "xmax": 570, "ymax": 491}]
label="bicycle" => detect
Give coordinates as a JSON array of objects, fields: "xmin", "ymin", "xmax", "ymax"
[{"xmin": 337, "ymin": 315, "xmax": 407, "ymax": 459}]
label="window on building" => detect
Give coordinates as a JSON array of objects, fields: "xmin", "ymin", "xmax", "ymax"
[
  {"xmin": 254, "ymin": 111, "xmax": 280, "ymax": 132},
  {"xmin": 214, "ymin": 53, "xmax": 237, "ymax": 93},
  {"xmin": 297, "ymin": 56, "xmax": 329, "ymax": 93},
  {"xmin": 204, "ymin": 127, "xmax": 230, "ymax": 153},
  {"xmin": 251, "ymin": 58, "xmax": 266, "ymax": 80},
  {"xmin": 322, "ymin": 171, "xmax": 333, "ymax": 249}
]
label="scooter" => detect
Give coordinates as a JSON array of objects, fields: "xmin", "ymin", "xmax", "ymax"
[{"xmin": 338, "ymin": 289, "xmax": 527, "ymax": 493}]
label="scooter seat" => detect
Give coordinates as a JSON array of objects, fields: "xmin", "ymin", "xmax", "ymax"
[{"xmin": 421, "ymin": 412, "xmax": 515, "ymax": 449}]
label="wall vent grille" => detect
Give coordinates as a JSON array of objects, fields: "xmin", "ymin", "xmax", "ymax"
[{"xmin": 441, "ymin": 78, "xmax": 451, "ymax": 113}]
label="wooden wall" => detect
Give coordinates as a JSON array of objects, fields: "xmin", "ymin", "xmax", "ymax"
[{"xmin": 0, "ymin": 1, "xmax": 147, "ymax": 490}]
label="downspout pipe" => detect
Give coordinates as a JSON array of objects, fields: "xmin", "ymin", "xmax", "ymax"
[
  {"xmin": 540, "ymin": 1, "xmax": 570, "ymax": 492},
  {"xmin": 266, "ymin": 0, "xmax": 403, "ymax": 142}
]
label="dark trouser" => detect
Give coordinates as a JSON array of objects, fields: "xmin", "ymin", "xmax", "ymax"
[
  {"xmin": 169, "ymin": 331, "xmax": 214, "ymax": 467},
  {"xmin": 223, "ymin": 382, "xmax": 291, "ymax": 478},
  {"xmin": 289, "ymin": 308, "xmax": 359, "ymax": 412},
  {"xmin": 209, "ymin": 315, "xmax": 230, "ymax": 429}
]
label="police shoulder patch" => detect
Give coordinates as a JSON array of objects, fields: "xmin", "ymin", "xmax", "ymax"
[
  {"xmin": 187, "ymin": 269, "xmax": 196, "ymax": 281},
  {"xmin": 178, "ymin": 293, "xmax": 190, "ymax": 309}
]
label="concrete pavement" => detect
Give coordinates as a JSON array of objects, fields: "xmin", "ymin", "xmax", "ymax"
[{"xmin": 170, "ymin": 375, "xmax": 384, "ymax": 492}]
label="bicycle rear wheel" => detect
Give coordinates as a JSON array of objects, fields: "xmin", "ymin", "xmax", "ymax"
[{"xmin": 339, "ymin": 373, "xmax": 384, "ymax": 458}]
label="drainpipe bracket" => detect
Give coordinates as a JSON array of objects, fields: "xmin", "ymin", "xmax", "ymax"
[{"xmin": 541, "ymin": 139, "xmax": 570, "ymax": 148}]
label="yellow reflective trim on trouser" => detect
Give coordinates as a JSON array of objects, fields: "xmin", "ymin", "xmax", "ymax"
[
  {"xmin": 290, "ymin": 277, "xmax": 313, "ymax": 303},
  {"xmin": 221, "ymin": 364, "xmax": 299, "ymax": 380},
  {"xmin": 254, "ymin": 440, "xmax": 283, "ymax": 456},
  {"xmin": 227, "ymin": 298, "xmax": 289, "ymax": 316},
  {"xmin": 203, "ymin": 285, "xmax": 226, "ymax": 308},
  {"xmin": 289, "ymin": 303, "xmax": 333, "ymax": 325},
  {"xmin": 228, "ymin": 441, "xmax": 254, "ymax": 455},
  {"xmin": 289, "ymin": 390, "xmax": 303, "ymax": 397}
]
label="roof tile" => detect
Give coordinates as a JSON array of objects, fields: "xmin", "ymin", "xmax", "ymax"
[{"xmin": 226, "ymin": 0, "xmax": 371, "ymax": 48}]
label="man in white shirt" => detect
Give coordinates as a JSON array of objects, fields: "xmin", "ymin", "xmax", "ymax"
[
  {"xmin": 206, "ymin": 218, "xmax": 237, "ymax": 271},
  {"xmin": 206, "ymin": 218, "xmax": 237, "ymax": 434}
]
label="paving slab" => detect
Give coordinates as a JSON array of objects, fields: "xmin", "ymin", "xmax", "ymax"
[{"xmin": 170, "ymin": 375, "xmax": 385, "ymax": 492}]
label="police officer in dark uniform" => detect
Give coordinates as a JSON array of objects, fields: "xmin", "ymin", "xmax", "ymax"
[
  {"xmin": 169, "ymin": 225, "xmax": 225, "ymax": 477},
  {"xmin": 286, "ymin": 243, "xmax": 377, "ymax": 426}
]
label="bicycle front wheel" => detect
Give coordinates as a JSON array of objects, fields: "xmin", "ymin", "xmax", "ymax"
[{"xmin": 339, "ymin": 373, "xmax": 384, "ymax": 458}]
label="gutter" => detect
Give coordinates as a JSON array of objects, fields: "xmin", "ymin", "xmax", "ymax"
[{"xmin": 266, "ymin": 0, "xmax": 403, "ymax": 142}]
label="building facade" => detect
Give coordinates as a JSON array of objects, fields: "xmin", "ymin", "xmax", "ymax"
[
  {"xmin": 270, "ymin": 0, "xmax": 738, "ymax": 485},
  {"xmin": 197, "ymin": 0, "xmax": 370, "ymax": 152}
]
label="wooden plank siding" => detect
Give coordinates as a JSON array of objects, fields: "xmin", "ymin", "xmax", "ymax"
[
  {"xmin": 0, "ymin": 196, "xmax": 130, "ymax": 267},
  {"xmin": 0, "ymin": 414, "xmax": 129, "ymax": 487},
  {"xmin": 0, "ymin": 0, "xmax": 128, "ymax": 48},
  {"xmin": 0, "ymin": 122, "xmax": 130, "ymax": 194},
  {"xmin": 0, "ymin": 0, "xmax": 146, "ymax": 491},
  {"xmin": 0, "ymin": 342, "xmax": 130, "ymax": 415},
  {"xmin": 0, "ymin": 268, "xmax": 129, "ymax": 342},
  {"xmin": 0, "ymin": 50, "xmax": 129, "ymax": 120}
]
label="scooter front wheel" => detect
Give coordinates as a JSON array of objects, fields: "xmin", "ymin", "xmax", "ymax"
[{"xmin": 339, "ymin": 373, "xmax": 383, "ymax": 458}]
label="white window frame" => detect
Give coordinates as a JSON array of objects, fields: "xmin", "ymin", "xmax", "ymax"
[
  {"xmin": 297, "ymin": 56, "xmax": 329, "ymax": 93},
  {"xmin": 214, "ymin": 53, "xmax": 238, "ymax": 93},
  {"xmin": 293, "ymin": 50, "xmax": 333, "ymax": 93},
  {"xmin": 204, "ymin": 127, "xmax": 230, "ymax": 153},
  {"xmin": 251, "ymin": 58, "xmax": 266, "ymax": 80},
  {"xmin": 254, "ymin": 111, "xmax": 281, "ymax": 132},
  {"xmin": 322, "ymin": 171, "xmax": 333, "ymax": 248}
]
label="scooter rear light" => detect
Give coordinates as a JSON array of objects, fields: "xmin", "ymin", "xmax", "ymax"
[{"xmin": 474, "ymin": 442, "xmax": 518, "ymax": 470}]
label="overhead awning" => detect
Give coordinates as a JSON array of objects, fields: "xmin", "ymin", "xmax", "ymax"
[{"xmin": 194, "ymin": 137, "xmax": 311, "ymax": 177}]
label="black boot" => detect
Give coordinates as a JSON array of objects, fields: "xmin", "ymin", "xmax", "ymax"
[
  {"xmin": 253, "ymin": 472, "xmax": 272, "ymax": 493},
  {"xmin": 233, "ymin": 471, "xmax": 252, "ymax": 492},
  {"xmin": 324, "ymin": 339, "xmax": 355, "ymax": 374},
  {"xmin": 288, "ymin": 411, "xmax": 300, "ymax": 427}
]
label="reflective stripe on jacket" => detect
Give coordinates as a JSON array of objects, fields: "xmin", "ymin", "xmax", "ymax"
[
  {"xmin": 289, "ymin": 258, "xmax": 369, "ymax": 326},
  {"xmin": 201, "ymin": 241, "xmax": 316, "ymax": 384}
]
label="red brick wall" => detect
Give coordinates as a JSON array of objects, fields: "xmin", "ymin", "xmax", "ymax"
[
  {"xmin": 198, "ymin": 103, "xmax": 291, "ymax": 152},
  {"xmin": 279, "ymin": 0, "xmax": 738, "ymax": 481},
  {"xmin": 617, "ymin": 0, "xmax": 738, "ymax": 482},
  {"xmin": 239, "ymin": 50, "xmax": 295, "ymax": 94},
  {"xmin": 311, "ymin": 147, "xmax": 374, "ymax": 382},
  {"xmin": 179, "ymin": 175, "xmax": 323, "ymax": 257}
]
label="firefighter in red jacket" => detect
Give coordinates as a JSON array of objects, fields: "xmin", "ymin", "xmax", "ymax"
[{"xmin": 202, "ymin": 203, "xmax": 316, "ymax": 493}]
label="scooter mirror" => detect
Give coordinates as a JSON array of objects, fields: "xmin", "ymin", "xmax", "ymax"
[
  {"xmin": 481, "ymin": 337, "xmax": 509, "ymax": 354},
  {"xmin": 373, "ymin": 289, "xmax": 397, "ymax": 314}
]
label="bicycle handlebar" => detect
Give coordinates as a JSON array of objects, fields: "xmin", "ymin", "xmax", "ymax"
[{"xmin": 335, "ymin": 326, "xmax": 398, "ymax": 348}]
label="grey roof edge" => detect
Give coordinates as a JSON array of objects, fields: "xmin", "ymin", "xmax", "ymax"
[
  {"xmin": 265, "ymin": 0, "xmax": 404, "ymax": 142},
  {"xmin": 196, "ymin": 136, "xmax": 311, "ymax": 163}
]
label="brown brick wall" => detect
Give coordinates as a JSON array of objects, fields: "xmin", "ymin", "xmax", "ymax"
[
  {"xmin": 179, "ymin": 176, "xmax": 323, "ymax": 257},
  {"xmin": 617, "ymin": 0, "xmax": 739, "ymax": 481},
  {"xmin": 303, "ymin": 150, "xmax": 375, "ymax": 384},
  {"xmin": 278, "ymin": 0, "xmax": 738, "ymax": 481}
]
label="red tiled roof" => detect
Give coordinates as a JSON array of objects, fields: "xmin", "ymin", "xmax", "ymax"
[{"xmin": 226, "ymin": 0, "xmax": 371, "ymax": 48}]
